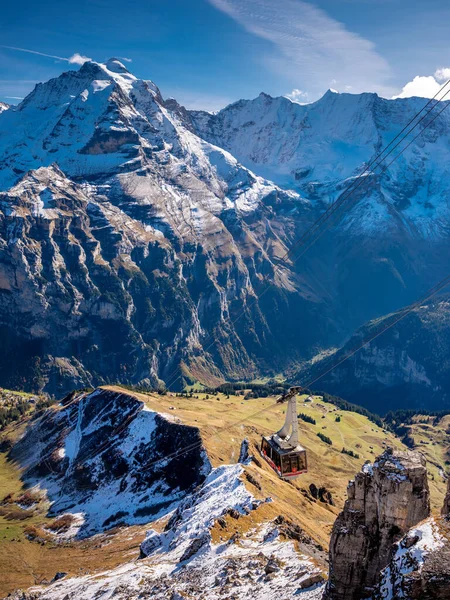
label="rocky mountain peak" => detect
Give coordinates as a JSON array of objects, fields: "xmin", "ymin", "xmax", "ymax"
[{"xmin": 325, "ymin": 448, "xmax": 430, "ymax": 600}]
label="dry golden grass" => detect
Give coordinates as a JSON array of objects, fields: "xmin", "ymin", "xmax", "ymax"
[{"xmin": 105, "ymin": 386, "xmax": 421, "ymax": 550}]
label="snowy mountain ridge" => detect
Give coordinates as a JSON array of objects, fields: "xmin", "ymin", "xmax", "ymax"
[{"xmin": 0, "ymin": 59, "xmax": 449, "ymax": 395}]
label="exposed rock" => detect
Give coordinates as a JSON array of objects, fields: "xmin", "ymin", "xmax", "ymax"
[
  {"xmin": 238, "ymin": 438, "xmax": 250, "ymax": 463},
  {"xmin": 50, "ymin": 573, "xmax": 67, "ymax": 584},
  {"xmin": 297, "ymin": 572, "xmax": 324, "ymax": 589},
  {"xmin": 309, "ymin": 483, "xmax": 334, "ymax": 505},
  {"xmin": 178, "ymin": 533, "xmax": 210, "ymax": 563},
  {"xmin": 264, "ymin": 557, "xmax": 281, "ymax": 574},
  {"xmin": 441, "ymin": 473, "xmax": 450, "ymax": 516},
  {"xmin": 244, "ymin": 471, "xmax": 262, "ymax": 491},
  {"xmin": 374, "ymin": 517, "xmax": 450, "ymax": 599},
  {"xmin": 325, "ymin": 449, "xmax": 430, "ymax": 600},
  {"xmin": 273, "ymin": 515, "xmax": 312, "ymax": 544}
]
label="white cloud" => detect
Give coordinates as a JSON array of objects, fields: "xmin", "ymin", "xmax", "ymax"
[
  {"xmin": 393, "ymin": 68, "xmax": 450, "ymax": 100},
  {"xmin": 207, "ymin": 0, "xmax": 394, "ymax": 99},
  {"xmin": 434, "ymin": 68, "xmax": 450, "ymax": 82},
  {"xmin": 285, "ymin": 88, "xmax": 309, "ymax": 103},
  {"xmin": 68, "ymin": 53, "xmax": 92, "ymax": 65}
]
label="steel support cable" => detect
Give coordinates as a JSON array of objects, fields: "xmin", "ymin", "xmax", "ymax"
[
  {"xmin": 30, "ymin": 274, "xmax": 450, "ymax": 482},
  {"xmin": 139, "ymin": 271, "xmax": 450, "ymax": 472}
]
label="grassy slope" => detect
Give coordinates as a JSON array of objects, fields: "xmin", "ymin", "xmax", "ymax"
[
  {"xmin": 0, "ymin": 386, "xmax": 447, "ymax": 596},
  {"xmin": 106, "ymin": 387, "xmax": 411, "ymax": 546},
  {"xmin": 405, "ymin": 414, "xmax": 450, "ymax": 511}
]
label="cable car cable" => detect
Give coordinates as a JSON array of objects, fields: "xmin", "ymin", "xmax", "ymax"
[
  {"xmin": 138, "ymin": 271, "xmax": 450, "ymax": 472},
  {"xmin": 30, "ymin": 270, "xmax": 450, "ymax": 485}
]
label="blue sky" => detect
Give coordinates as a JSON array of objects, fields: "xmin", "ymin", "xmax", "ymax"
[{"xmin": 1, "ymin": 0, "xmax": 450, "ymax": 109}]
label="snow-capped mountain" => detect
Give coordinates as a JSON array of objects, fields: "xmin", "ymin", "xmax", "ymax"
[
  {"xmin": 192, "ymin": 89, "xmax": 450, "ymax": 240},
  {"xmin": 0, "ymin": 59, "xmax": 449, "ymax": 396}
]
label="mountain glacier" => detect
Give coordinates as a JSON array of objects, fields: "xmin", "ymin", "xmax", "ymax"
[{"xmin": 0, "ymin": 59, "xmax": 449, "ymax": 395}]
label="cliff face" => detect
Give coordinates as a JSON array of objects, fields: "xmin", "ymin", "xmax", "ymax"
[
  {"xmin": 325, "ymin": 449, "xmax": 430, "ymax": 600},
  {"xmin": 297, "ymin": 296, "xmax": 450, "ymax": 414},
  {"xmin": 442, "ymin": 474, "xmax": 450, "ymax": 516}
]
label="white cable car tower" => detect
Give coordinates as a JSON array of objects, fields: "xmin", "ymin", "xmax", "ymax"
[{"xmin": 261, "ymin": 386, "xmax": 308, "ymax": 479}]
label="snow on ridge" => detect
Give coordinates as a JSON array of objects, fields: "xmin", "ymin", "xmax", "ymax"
[
  {"xmin": 26, "ymin": 463, "xmax": 325, "ymax": 600},
  {"xmin": 13, "ymin": 388, "xmax": 212, "ymax": 539},
  {"xmin": 375, "ymin": 518, "xmax": 445, "ymax": 599},
  {"xmin": 141, "ymin": 464, "xmax": 255, "ymax": 562}
]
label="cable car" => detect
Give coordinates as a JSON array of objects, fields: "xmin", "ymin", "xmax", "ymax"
[{"xmin": 261, "ymin": 386, "xmax": 308, "ymax": 479}]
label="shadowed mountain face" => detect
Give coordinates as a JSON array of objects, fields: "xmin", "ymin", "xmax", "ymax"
[
  {"xmin": 296, "ymin": 296, "xmax": 450, "ymax": 414},
  {"xmin": 10, "ymin": 388, "xmax": 211, "ymax": 537},
  {"xmin": 0, "ymin": 59, "xmax": 449, "ymax": 395}
]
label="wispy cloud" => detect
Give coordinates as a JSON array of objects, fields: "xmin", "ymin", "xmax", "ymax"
[
  {"xmin": 0, "ymin": 45, "xmax": 92, "ymax": 65},
  {"xmin": 393, "ymin": 68, "xmax": 450, "ymax": 99},
  {"xmin": 5, "ymin": 96, "xmax": 24, "ymax": 100},
  {"xmin": 207, "ymin": 0, "xmax": 394, "ymax": 99}
]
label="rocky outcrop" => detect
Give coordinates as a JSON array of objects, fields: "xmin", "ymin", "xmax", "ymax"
[{"xmin": 325, "ymin": 448, "xmax": 430, "ymax": 600}]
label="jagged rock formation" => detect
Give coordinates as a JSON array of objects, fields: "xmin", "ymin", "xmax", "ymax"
[
  {"xmin": 0, "ymin": 101, "xmax": 9, "ymax": 113},
  {"xmin": 1, "ymin": 59, "xmax": 450, "ymax": 396},
  {"xmin": 297, "ymin": 295, "xmax": 450, "ymax": 414},
  {"xmin": 325, "ymin": 449, "xmax": 430, "ymax": 600},
  {"xmin": 10, "ymin": 387, "xmax": 211, "ymax": 536}
]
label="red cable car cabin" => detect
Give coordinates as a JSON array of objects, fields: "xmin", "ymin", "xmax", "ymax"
[{"xmin": 260, "ymin": 386, "xmax": 308, "ymax": 479}]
